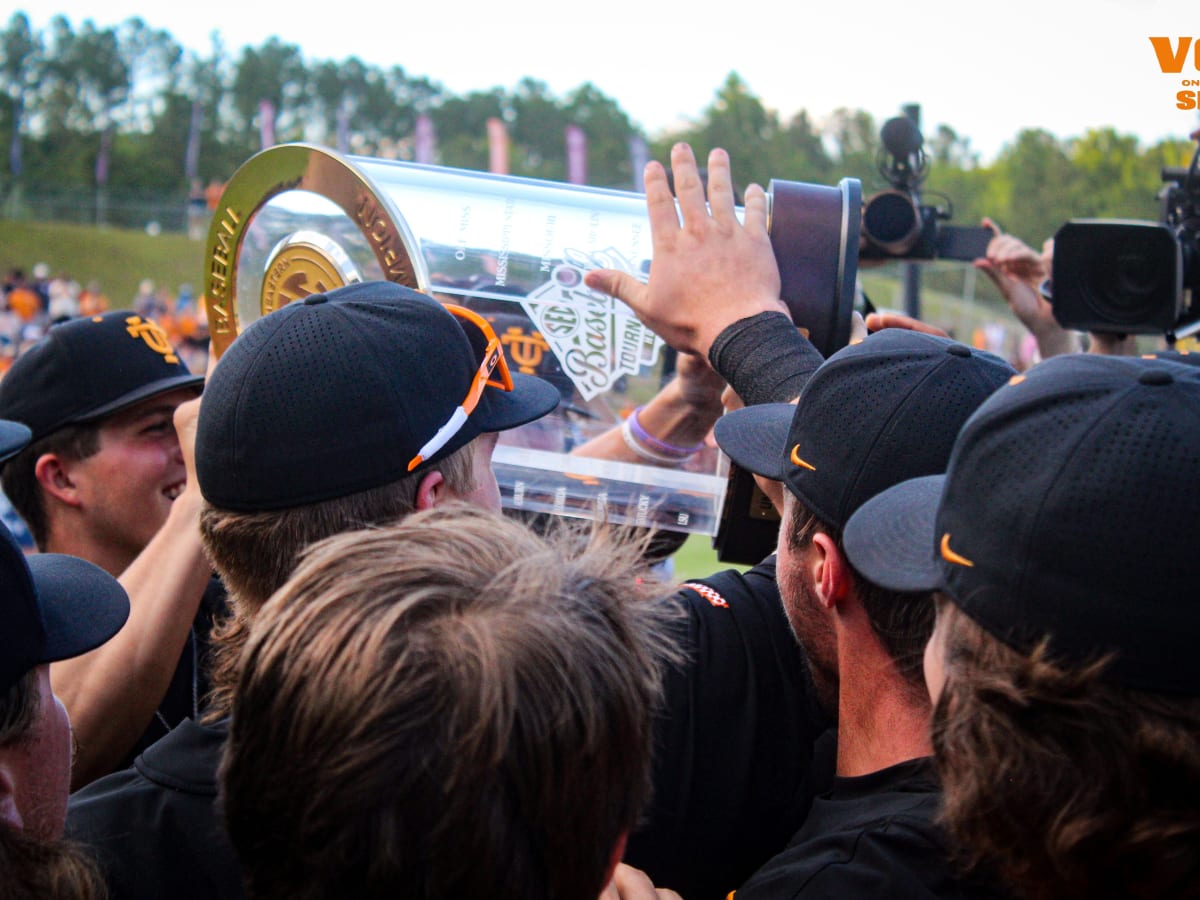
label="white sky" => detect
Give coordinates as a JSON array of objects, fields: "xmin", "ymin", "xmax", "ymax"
[{"xmin": 15, "ymin": 0, "xmax": 1200, "ymax": 165}]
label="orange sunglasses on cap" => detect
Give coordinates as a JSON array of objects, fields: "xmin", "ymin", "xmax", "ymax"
[{"xmin": 407, "ymin": 304, "xmax": 514, "ymax": 472}]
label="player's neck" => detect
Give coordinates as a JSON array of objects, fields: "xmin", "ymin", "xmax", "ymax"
[
  {"xmin": 45, "ymin": 520, "xmax": 136, "ymax": 578},
  {"xmin": 834, "ymin": 642, "xmax": 932, "ymax": 778}
]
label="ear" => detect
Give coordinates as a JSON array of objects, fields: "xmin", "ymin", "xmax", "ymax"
[
  {"xmin": 414, "ymin": 469, "xmax": 447, "ymax": 511},
  {"xmin": 34, "ymin": 454, "xmax": 83, "ymax": 508},
  {"xmin": 0, "ymin": 762, "xmax": 22, "ymax": 831},
  {"xmin": 810, "ymin": 532, "xmax": 852, "ymax": 610}
]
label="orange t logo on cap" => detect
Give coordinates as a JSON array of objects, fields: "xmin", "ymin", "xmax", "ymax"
[{"xmin": 125, "ymin": 316, "xmax": 179, "ymax": 365}]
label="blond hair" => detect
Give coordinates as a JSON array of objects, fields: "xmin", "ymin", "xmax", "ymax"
[{"xmin": 221, "ymin": 503, "xmax": 680, "ymax": 900}]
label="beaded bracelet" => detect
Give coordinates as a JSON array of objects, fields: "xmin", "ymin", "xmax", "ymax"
[{"xmin": 628, "ymin": 406, "xmax": 705, "ymax": 457}]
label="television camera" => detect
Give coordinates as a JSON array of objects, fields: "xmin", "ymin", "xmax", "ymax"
[
  {"xmin": 1051, "ymin": 131, "xmax": 1200, "ymax": 339},
  {"xmin": 859, "ymin": 115, "xmax": 992, "ymax": 263}
]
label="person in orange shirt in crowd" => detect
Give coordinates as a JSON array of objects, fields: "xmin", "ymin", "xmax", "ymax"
[
  {"xmin": 78, "ymin": 281, "xmax": 110, "ymax": 317},
  {"xmin": 6, "ymin": 284, "xmax": 39, "ymax": 323}
]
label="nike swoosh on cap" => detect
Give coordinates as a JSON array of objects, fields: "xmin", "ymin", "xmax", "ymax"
[
  {"xmin": 790, "ymin": 443, "xmax": 816, "ymax": 472},
  {"xmin": 940, "ymin": 533, "xmax": 974, "ymax": 567}
]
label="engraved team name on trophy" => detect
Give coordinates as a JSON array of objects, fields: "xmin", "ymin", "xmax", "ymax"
[{"xmin": 202, "ymin": 144, "xmax": 860, "ymax": 538}]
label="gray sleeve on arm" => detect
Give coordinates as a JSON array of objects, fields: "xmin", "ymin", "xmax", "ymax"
[{"xmin": 708, "ymin": 312, "xmax": 825, "ymax": 405}]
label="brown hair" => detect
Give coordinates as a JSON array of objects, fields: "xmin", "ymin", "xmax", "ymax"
[
  {"xmin": 0, "ymin": 671, "xmax": 108, "ymax": 899},
  {"xmin": 786, "ymin": 501, "xmax": 934, "ymax": 699},
  {"xmin": 200, "ymin": 442, "xmax": 476, "ymax": 718},
  {"xmin": 220, "ymin": 503, "xmax": 678, "ymax": 900},
  {"xmin": 931, "ymin": 599, "xmax": 1200, "ymax": 899},
  {"xmin": 0, "ymin": 425, "xmax": 102, "ymax": 550},
  {"xmin": 0, "ymin": 669, "xmax": 40, "ymax": 748}
]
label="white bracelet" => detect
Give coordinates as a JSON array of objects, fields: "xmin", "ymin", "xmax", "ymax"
[{"xmin": 621, "ymin": 416, "xmax": 686, "ymax": 464}]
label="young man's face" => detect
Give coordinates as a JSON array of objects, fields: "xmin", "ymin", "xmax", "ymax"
[
  {"xmin": 65, "ymin": 387, "xmax": 198, "ymax": 562},
  {"xmin": 2, "ymin": 665, "xmax": 72, "ymax": 839}
]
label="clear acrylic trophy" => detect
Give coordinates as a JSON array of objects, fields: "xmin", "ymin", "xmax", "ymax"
[{"xmin": 203, "ymin": 144, "xmax": 860, "ymax": 538}]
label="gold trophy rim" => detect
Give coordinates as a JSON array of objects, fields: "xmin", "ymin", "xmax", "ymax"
[{"xmin": 201, "ymin": 142, "xmax": 430, "ymax": 358}]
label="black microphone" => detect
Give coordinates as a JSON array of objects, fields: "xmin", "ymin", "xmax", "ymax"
[{"xmin": 881, "ymin": 116, "xmax": 923, "ymax": 158}]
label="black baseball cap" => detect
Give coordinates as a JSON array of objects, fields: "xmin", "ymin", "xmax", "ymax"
[
  {"xmin": 714, "ymin": 330, "xmax": 1014, "ymax": 529},
  {"xmin": 1139, "ymin": 348, "xmax": 1200, "ymax": 367},
  {"xmin": 196, "ymin": 282, "xmax": 561, "ymax": 512},
  {"xmin": 1, "ymin": 524, "xmax": 130, "ymax": 694},
  {"xmin": 0, "ymin": 420, "xmax": 31, "ymax": 463},
  {"xmin": 843, "ymin": 354, "xmax": 1200, "ymax": 694},
  {"xmin": 0, "ymin": 311, "xmax": 203, "ymax": 443}
]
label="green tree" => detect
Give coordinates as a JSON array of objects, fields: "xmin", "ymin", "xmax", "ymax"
[
  {"xmin": 655, "ymin": 72, "xmax": 789, "ymax": 189},
  {"xmin": 0, "ymin": 11, "xmax": 41, "ymax": 189},
  {"xmin": 31, "ymin": 16, "xmax": 130, "ymax": 197},
  {"xmin": 105, "ymin": 19, "xmax": 187, "ymax": 193},
  {"xmin": 825, "ymin": 107, "xmax": 878, "ymax": 185},
  {"xmin": 509, "ymin": 78, "xmax": 568, "ymax": 180},
  {"xmin": 564, "ymin": 82, "xmax": 638, "ymax": 188},
  {"xmin": 990, "ymin": 128, "xmax": 1078, "ymax": 245},
  {"xmin": 777, "ymin": 109, "xmax": 834, "ymax": 185},
  {"xmin": 1068, "ymin": 127, "xmax": 1160, "ymax": 219},
  {"xmin": 310, "ymin": 57, "xmax": 421, "ymax": 154},
  {"xmin": 433, "ymin": 88, "xmax": 506, "ymax": 171},
  {"xmin": 923, "ymin": 123, "xmax": 990, "ymax": 233},
  {"xmin": 231, "ymin": 37, "xmax": 306, "ymax": 156}
]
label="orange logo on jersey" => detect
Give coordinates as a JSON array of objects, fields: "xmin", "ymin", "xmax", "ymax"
[
  {"xmin": 125, "ymin": 316, "xmax": 179, "ymax": 364},
  {"xmin": 683, "ymin": 582, "xmax": 729, "ymax": 608},
  {"xmin": 501, "ymin": 326, "xmax": 550, "ymax": 375}
]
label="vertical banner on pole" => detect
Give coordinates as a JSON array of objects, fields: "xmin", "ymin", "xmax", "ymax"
[
  {"xmin": 565, "ymin": 124, "xmax": 587, "ymax": 185},
  {"xmin": 487, "ymin": 117, "xmax": 509, "ymax": 175},
  {"xmin": 184, "ymin": 99, "xmax": 203, "ymax": 181},
  {"xmin": 7, "ymin": 94, "xmax": 22, "ymax": 177},
  {"xmin": 415, "ymin": 114, "xmax": 436, "ymax": 164},
  {"xmin": 259, "ymin": 99, "xmax": 276, "ymax": 150},
  {"xmin": 95, "ymin": 125, "xmax": 113, "ymax": 186},
  {"xmin": 335, "ymin": 101, "xmax": 351, "ymax": 154},
  {"xmin": 628, "ymin": 136, "xmax": 649, "ymax": 192}
]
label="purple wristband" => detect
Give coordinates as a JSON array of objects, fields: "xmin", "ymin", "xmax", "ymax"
[{"xmin": 629, "ymin": 406, "xmax": 704, "ymax": 457}]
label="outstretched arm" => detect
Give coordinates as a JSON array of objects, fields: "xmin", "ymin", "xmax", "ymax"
[
  {"xmin": 53, "ymin": 361, "xmax": 214, "ymax": 789},
  {"xmin": 974, "ymin": 220, "xmax": 1080, "ymax": 359},
  {"xmin": 587, "ymin": 143, "xmax": 819, "ymax": 405},
  {"xmin": 585, "ymin": 144, "xmax": 785, "ymax": 358},
  {"xmin": 571, "ymin": 352, "xmax": 725, "ymax": 466}
]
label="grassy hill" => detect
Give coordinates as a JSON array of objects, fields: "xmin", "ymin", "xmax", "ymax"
[{"xmin": 0, "ymin": 221, "xmax": 208, "ymax": 305}]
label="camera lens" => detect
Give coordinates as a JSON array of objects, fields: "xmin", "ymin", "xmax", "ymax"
[
  {"xmin": 1053, "ymin": 221, "xmax": 1181, "ymax": 333},
  {"xmin": 1080, "ymin": 230, "xmax": 1174, "ymax": 326},
  {"xmin": 862, "ymin": 191, "xmax": 920, "ymax": 254}
]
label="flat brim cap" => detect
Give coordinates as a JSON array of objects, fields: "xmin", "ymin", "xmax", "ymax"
[
  {"xmin": 777, "ymin": 330, "xmax": 1013, "ymax": 529},
  {"xmin": 713, "ymin": 404, "xmax": 795, "ymax": 481},
  {"xmin": 0, "ymin": 526, "xmax": 129, "ymax": 693},
  {"xmin": 930, "ymin": 355, "xmax": 1200, "ymax": 694},
  {"xmin": 842, "ymin": 474, "xmax": 945, "ymax": 593},
  {"xmin": 27, "ymin": 554, "xmax": 131, "ymax": 664},
  {"xmin": 0, "ymin": 311, "xmax": 202, "ymax": 441},
  {"xmin": 197, "ymin": 282, "xmax": 560, "ymax": 512},
  {"xmin": 0, "ymin": 420, "xmax": 31, "ymax": 463}
]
